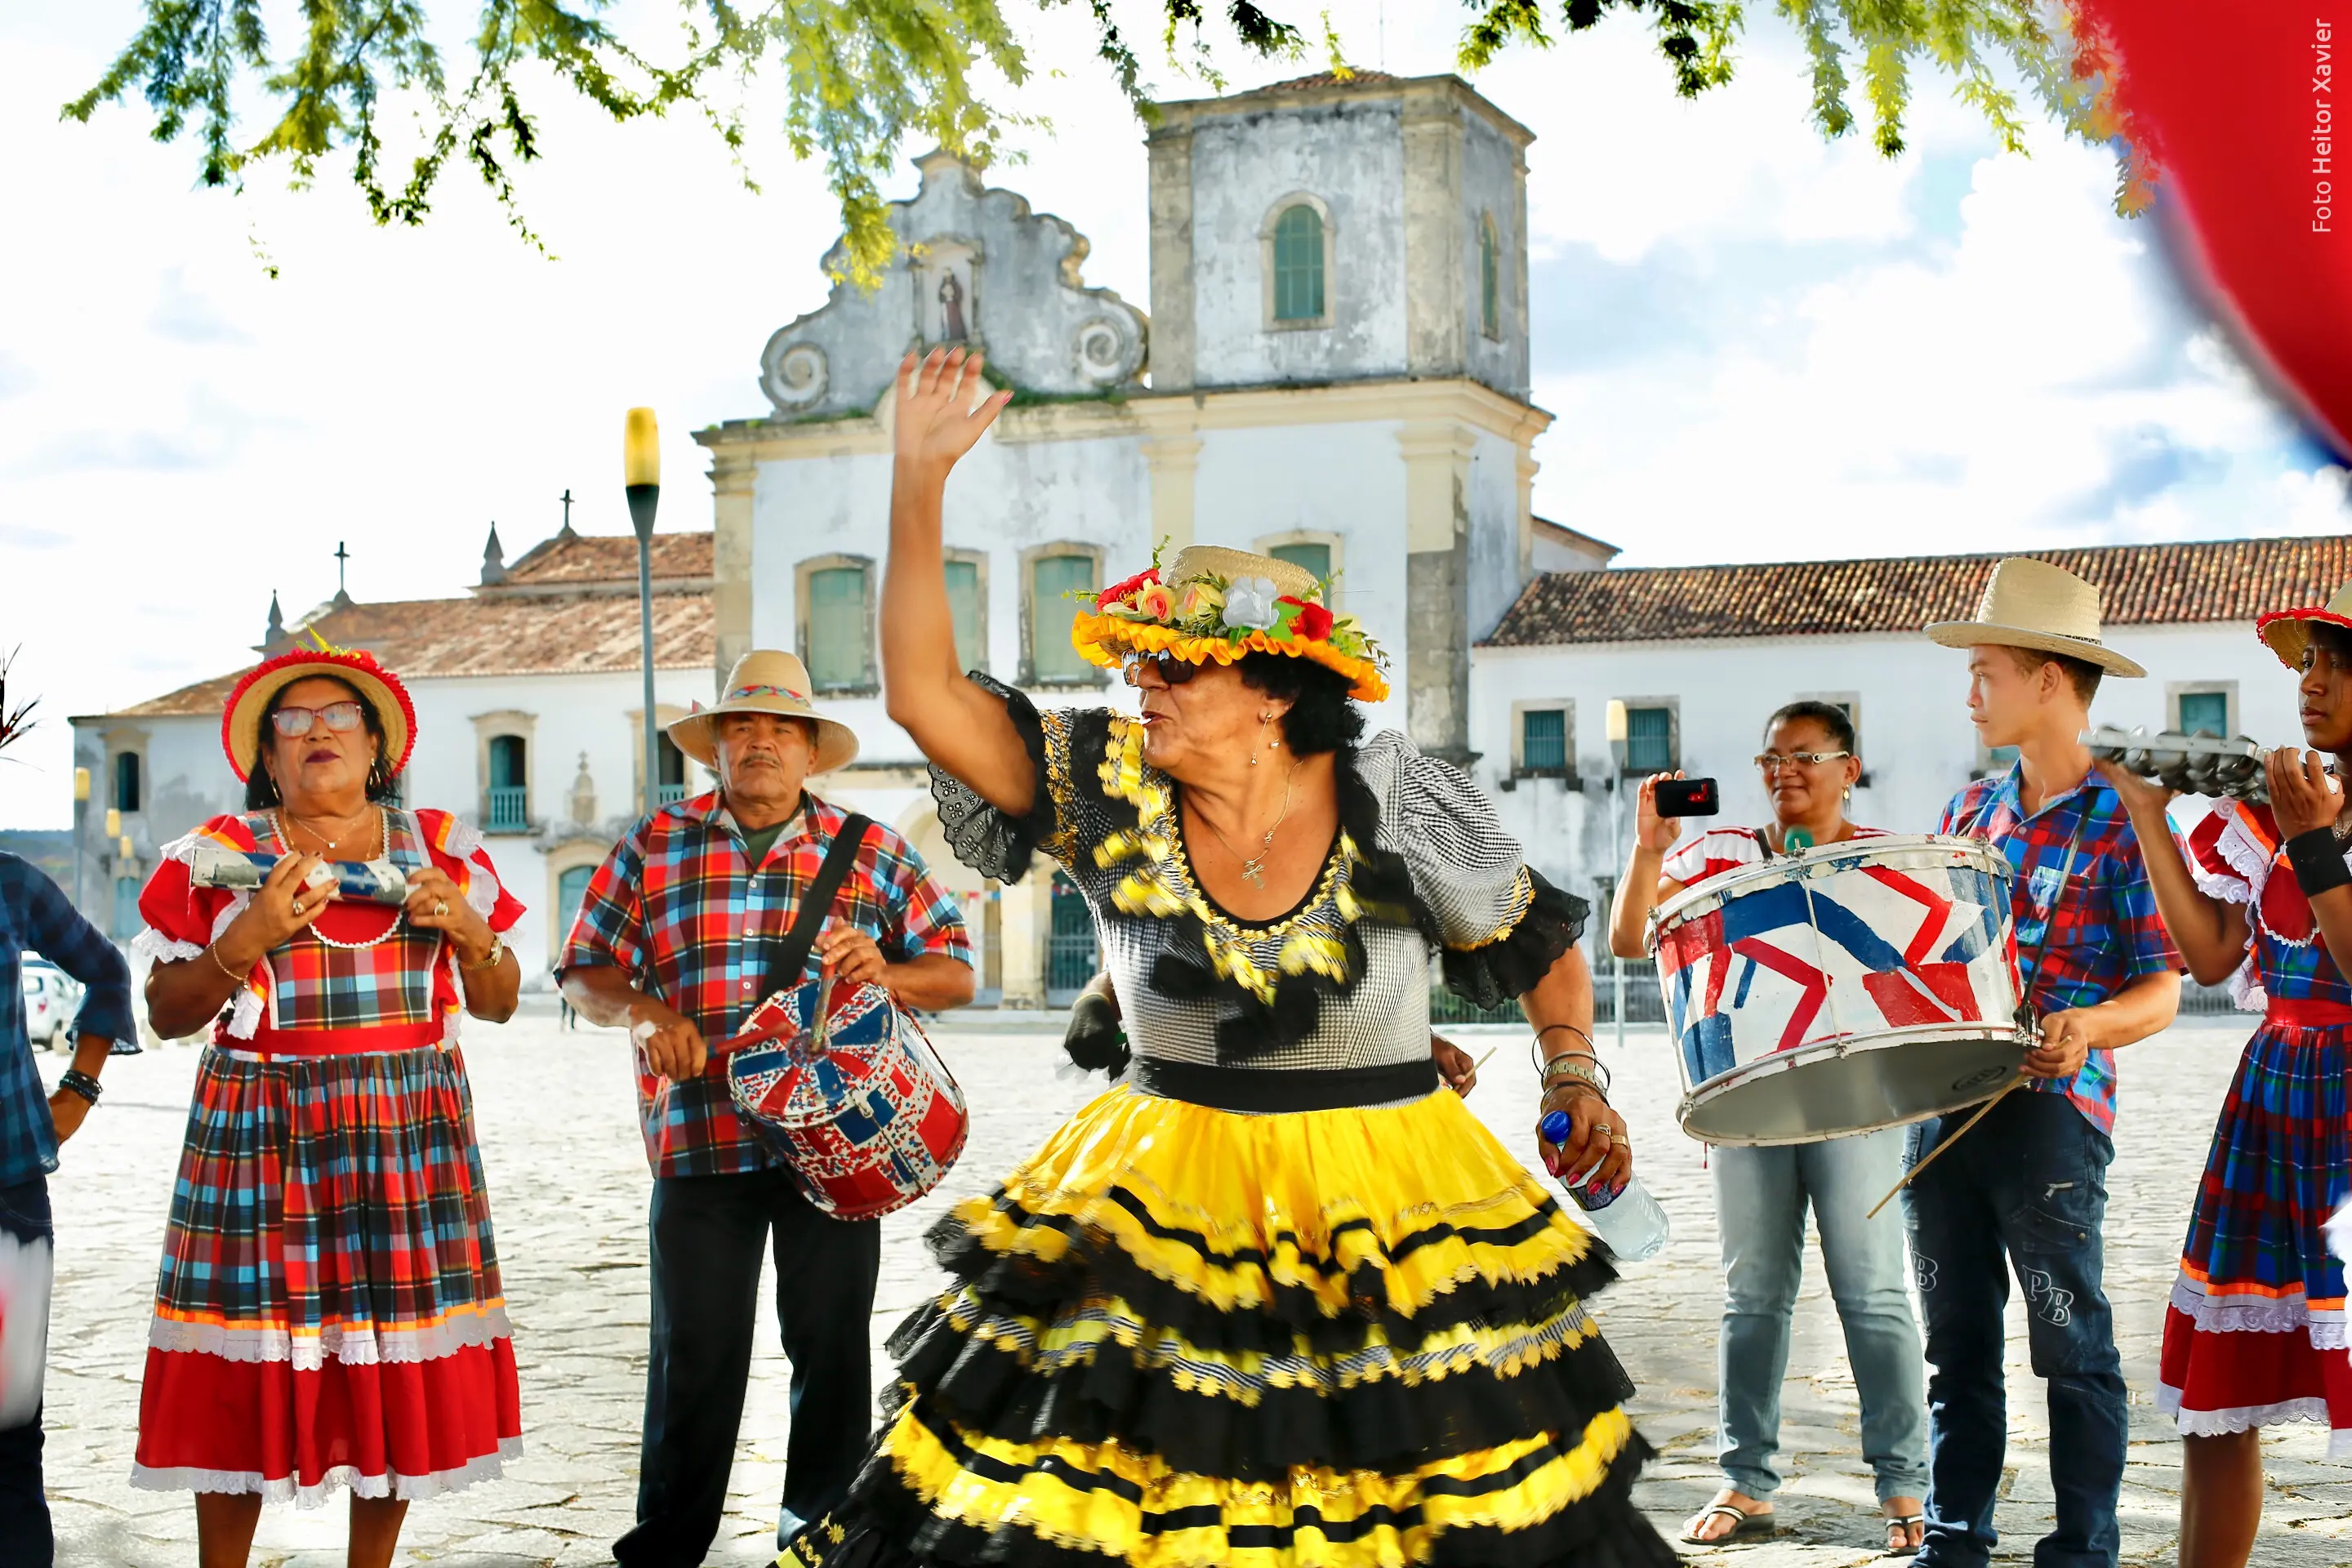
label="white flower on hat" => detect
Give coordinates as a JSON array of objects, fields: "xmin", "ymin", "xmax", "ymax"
[{"xmin": 1224, "ymin": 576, "xmax": 1281, "ymax": 631}]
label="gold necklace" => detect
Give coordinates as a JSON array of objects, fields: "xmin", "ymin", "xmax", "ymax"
[
  {"xmin": 281, "ymin": 804, "xmax": 378, "ymax": 857},
  {"xmin": 1192, "ymin": 762, "xmax": 1298, "ymax": 888}
]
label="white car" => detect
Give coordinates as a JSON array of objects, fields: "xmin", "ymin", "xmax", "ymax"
[{"xmin": 20, "ymin": 961, "xmax": 81, "ymax": 1052}]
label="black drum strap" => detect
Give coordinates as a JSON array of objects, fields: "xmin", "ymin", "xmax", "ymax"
[{"xmin": 742, "ymin": 812, "xmax": 874, "ymax": 1033}]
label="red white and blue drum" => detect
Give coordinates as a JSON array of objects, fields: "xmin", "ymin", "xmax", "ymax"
[
  {"xmin": 725, "ymin": 980, "xmax": 969, "ymax": 1220},
  {"xmin": 1646, "ymin": 834, "xmax": 2029, "ymax": 1146}
]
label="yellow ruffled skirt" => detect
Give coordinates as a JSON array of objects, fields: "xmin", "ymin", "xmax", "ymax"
[{"xmin": 791, "ymin": 1084, "xmax": 1674, "ymax": 1568}]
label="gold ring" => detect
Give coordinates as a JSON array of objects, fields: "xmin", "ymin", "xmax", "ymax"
[
  {"xmin": 434, "ymin": 900, "xmax": 448, "ymax": 917},
  {"xmin": 291, "ymin": 898, "xmax": 303, "ymax": 916}
]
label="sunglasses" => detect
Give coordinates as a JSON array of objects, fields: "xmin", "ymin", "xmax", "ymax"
[
  {"xmin": 1120, "ymin": 650, "xmax": 1200, "ymax": 687},
  {"xmin": 1753, "ymin": 750, "xmax": 1850, "ymax": 773},
  {"xmin": 270, "ymin": 701, "xmax": 366, "ymax": 737}
]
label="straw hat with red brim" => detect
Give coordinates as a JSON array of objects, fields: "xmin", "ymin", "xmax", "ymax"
[
  {"xmin": 2255, "ymin": 579, "xmax": 2352, "ymax": 669},
  {"xmin": 221, "ymin": 643, "xmax": 416, "ymax": 782}
]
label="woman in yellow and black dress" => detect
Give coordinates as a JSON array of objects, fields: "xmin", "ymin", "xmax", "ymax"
[{"xmin": 786, "ymin": 346, "xmax": 1677, "ymax": 1568}]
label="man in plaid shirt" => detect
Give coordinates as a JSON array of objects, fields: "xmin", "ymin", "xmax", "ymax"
[
  {"xmin": 560, "ymin": 652, "xmax": 973, "ymax": 1568},
  {"xmin": 1913, "ymin": 560, "xmax": 2182, "ymax": 1568}
]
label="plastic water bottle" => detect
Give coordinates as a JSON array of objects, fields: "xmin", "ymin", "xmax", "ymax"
[{"xmin": 1539, "ymin": 1109, "xmax": 1672, "ymax": 1262}]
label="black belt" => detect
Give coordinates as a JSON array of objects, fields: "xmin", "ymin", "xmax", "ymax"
[{"xmin": 1129, "ymin": 1057, "xmax": 1438, "ymax": 1113}]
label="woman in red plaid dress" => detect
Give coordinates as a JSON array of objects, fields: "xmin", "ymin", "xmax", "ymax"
[{"xmin": 127, "ymin": 646, "xmax": 523, "ymax": 1568}]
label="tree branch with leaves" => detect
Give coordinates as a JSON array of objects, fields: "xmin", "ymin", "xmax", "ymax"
[{"xmin": 63, "ymin": 0, "xmax": 2132, "ymax": 283}]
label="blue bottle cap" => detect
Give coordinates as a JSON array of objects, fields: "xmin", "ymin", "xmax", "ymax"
[{"xmin": 1539, "ymin": 1109, "xmax": 1571, "ymax": 1143}]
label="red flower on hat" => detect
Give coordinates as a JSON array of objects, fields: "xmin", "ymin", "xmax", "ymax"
[
  {"xmin": 1096, "ymin": 567, "xmax": 1160, "ymax": 609},
  {"xmin": 1279, "ymin": 597, "xmax": 1334, "ymax": 641}
]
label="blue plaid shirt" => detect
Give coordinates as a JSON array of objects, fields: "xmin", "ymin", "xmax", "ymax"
[
  {"xmin": 1940, "ymin": 767, "xmax": 2181, "ymax": 1135},
  {"xmin": 1, "ymin": 853, "xmax": 134, "ymax": 1186}
]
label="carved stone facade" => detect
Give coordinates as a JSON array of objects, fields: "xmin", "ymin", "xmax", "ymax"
[{"xmin": 757, "ymin": 150, "xmax": 1149, "ymax": 421}]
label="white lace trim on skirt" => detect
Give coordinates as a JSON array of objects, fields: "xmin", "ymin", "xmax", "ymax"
[
  {"xmin": 2158, "ymin": 1386, "xmax": 2352, "ymax": 1456},
  {"xmin": 2169, "ymin": 1275, "xmax": 2349, "ymax": 1346},
  {"xmin": 148, "ymin": 1304, "xmax": 513, "ymax": 1369},
  {"xmin": 129, "ymin": 1437, "xmax": 523, "ymax": 1508}
]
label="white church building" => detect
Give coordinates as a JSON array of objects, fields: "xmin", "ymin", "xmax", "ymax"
[{"xmin": 63, "ymin": 67, "xmax": 2352, "ymax": 1021}]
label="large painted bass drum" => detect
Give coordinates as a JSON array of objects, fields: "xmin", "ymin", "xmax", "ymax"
[
  {"xmin": 724, "ymin": 978, "xmax": 969, "ymax": 1220},
  {"xmin": 1646, "ymin": 833, "xmax": 2029, "ymax": 1147}
]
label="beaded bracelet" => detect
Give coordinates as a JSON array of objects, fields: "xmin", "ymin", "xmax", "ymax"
[{"xmin": 57, "ymin": 1069, "xmax": 101, "ymax": 1105}]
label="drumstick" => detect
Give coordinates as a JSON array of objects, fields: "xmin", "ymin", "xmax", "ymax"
[{"xmin": 1866, "ymin": 1079, "xmax": 2019, "ymax": 1220}]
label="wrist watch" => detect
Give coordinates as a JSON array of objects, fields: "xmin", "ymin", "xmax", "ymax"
[{"xmin": 461, "ymin": 933, "xmax": 506, "ymax": 973}]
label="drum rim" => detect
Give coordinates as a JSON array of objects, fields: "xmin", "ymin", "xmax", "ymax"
[
  {"xmin": 1646, "ymin": 831, "xmax": 2014, "ymax": 951},
  {"xmin": 1677, "ymin": 1027, "xmax": 2028, "ymax": 1146}
]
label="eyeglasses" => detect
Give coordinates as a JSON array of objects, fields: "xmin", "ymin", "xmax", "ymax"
[
  {"xmin": 1753, "ymin": 750, "xmax": 1851, "ymax": 773},
  {"xmin": 270, "ymin": 701, "xmax": 365, "ymax": 737},
  {"xmin": 1120, "ymin": 650, "xmax": 1200, "ymax": 687}
]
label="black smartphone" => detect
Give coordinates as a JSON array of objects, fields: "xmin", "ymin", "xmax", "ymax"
[{"xmin": 1654, "ymin": 777, "xmax": 1721, "ymax": 817}]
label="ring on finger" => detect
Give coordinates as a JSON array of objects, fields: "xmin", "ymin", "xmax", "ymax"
[{"xmin": 433, "ymin": 899, "xmax": 448, "ymax": 917}]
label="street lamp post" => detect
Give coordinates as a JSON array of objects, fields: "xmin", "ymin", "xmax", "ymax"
[
  {"xmin": 623, "ymin": 408, "xmax": 662, "ymax": 815},
  {"xmin": 73, "ymin": 766, "xmax": 89, "ymax": 914},
  {"xmin": 1605, "ymin": 699, "xmax": 1628, "ymax": 1050}
]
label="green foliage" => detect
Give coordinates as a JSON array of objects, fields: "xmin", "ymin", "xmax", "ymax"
[
  {"xmin": 65, "ymin": 0, "xmax": 2123, "ymax": 280},
  {"xmin": 1463, "ymin": 0, "xmax": 2114, "ymax": 185}
]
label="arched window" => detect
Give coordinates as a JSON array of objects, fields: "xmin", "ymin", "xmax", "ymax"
[
  {"xmin": 1479, "ymin": 213, "xmax": 1500, "ymax": 338},
  {"xmin": 558, "ymin": 865, "xmax": 595, "ymax": 947},
  {"xmin": 113, "ymin": 751, "xmax": 140, "ymax": 813},
  {"xmin": 656, "ymin": 734, "xmax": 688, "ymax": 806},
  {"xmin": 1269, "ymin": 541, "xmax": 1331, "ymax": 583},
  {"xmin": 1272, "ymin": 204, "xmax": 1326, "ymax": 323},
  {"xmin": 488, "ymin": 735, "xmax": 528, "ymax": 832}
]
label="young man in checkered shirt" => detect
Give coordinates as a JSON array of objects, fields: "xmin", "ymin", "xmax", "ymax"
[
  {"xmin": 1911, "ymin": 560, "xmax": 2183, "ymax": 1568},
  {"xmin": 560, "ymin": 652, "xmax": 975, "ymax": 1568}
]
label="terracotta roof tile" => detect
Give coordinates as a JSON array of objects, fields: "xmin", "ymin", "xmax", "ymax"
[
  {"xmin": 1267, "ymin": 69, "xmax": 1399, "ymax": 91},
  {"xmin": 1485, "ymin": 535, "xmax": 2352, "ymax": 648},
  {"xmin": 96, "ymin": 592, "xmax": 713, "ymax": 719},
  {"xmin": 501, "ymin": 529, "xmax": 713, "ymax": 586}
]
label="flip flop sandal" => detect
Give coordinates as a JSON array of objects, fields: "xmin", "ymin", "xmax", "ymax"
[
  {"xmin": 1680, "ymin": 1503, "xmax": 1775, "ymax": 1545},
  {"xmin": 1883, "ymin": 1513, "xmax": 1926, "ymax": 1557}
]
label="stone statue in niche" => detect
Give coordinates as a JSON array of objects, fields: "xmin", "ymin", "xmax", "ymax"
[
  {"xmin": 917, "ymin": 240, "xmax": 979, "ymax": 347},
  {"xmin": 938, "ymin": 270, "xmax": 967, "ymax": 342}
]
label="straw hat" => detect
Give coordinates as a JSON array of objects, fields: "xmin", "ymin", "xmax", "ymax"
[
  {"xmin": 1070, "ymin": 544, "xmax": 1391, "ymax": 701},
  {"xmin": 1924, "ymin": 557, "xmax": 2146, "ymax": 678},
  {"xmin": 2254, "ymin": 578, "xmax": 2352, "ymax": 669},
  {"xmin": 668, "ymin": 650, "xmax": 860, "ymax": 774},
  {"xmin": 221, "ymin": 637, "xmax": 416, "ymax": 783}
]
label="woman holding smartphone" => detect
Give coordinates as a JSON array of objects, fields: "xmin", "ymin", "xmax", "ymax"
[{"xmin": 1608, "ymin": 700, "xmax": 1930, "ymax": 1553}]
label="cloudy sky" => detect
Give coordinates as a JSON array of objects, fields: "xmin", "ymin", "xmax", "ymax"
[{"xmin": 1, "ymin": 1, "xmax": 2341, "ymax": 826}]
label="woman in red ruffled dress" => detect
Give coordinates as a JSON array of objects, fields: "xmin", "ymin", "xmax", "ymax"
[{"xmin": 127, "ymin": 644, "xmax": 523, "ymax": 1567}]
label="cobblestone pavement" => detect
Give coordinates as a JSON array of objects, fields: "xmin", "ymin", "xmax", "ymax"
[{"xmin": 32, "ymin": 1008, "xmax": 2352, "ymax": 1566}]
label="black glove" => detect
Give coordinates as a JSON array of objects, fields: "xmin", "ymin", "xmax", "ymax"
[{"xmin": 1062, "ymin": 990, "xmax": 1129, "ymax": 1076}]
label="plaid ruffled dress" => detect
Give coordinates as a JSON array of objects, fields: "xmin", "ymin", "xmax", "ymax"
[
  {"xmin": 2163, "ymin": 800, "xmax": 2352, "ymax": 1454},
  {"xmin": 790, "ymin": 682, "xmax": 1676, "ymax": 1568},
  {"xmin": 127, "ymin": 808, "xmax": 525, "ymax": 1503}
]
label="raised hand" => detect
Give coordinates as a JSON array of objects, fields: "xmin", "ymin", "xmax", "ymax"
[
  {"xmin": 894, "ymin": 347, "xmax": 1012, "ymax": 477},
  {"xmin": 1634, "ymin": 772, "xmax": 1685, "ymax": 854},
  {"xmin": 2268, "ymin": 746, "xmax": 2345, "ymax": 838}
]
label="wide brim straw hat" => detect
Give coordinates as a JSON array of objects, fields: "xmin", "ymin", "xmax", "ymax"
[
  {"xmin": 220, "ymin": 636, "xmax": 416, "ymax": 783},
  {"xmin": 668, "ymin": 650, "xmax": 861, "ymax": 774},
  {"xmin": 1924, "ymin": 555, "xmax": 2147, "ymax": 678},
  {"xmin": 1071, "ymin": 544, "xmax": 1392, "ymax": 702},
  {"xmin": 2254, "ymin": 578, "xmax": 2352, "ymax": 669}
]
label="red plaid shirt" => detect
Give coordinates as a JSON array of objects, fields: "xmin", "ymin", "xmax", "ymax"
[{"xmin": 559, "ymin": 791, "xmax": 972, "ymax": 1177}]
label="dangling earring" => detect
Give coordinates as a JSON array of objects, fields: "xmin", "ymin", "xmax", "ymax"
[{"xmin": 1843, "ymin": 785, "xmax": 1853, "ymax": 802}]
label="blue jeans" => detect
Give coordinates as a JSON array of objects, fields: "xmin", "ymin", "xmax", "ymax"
[
  {"xmin": 0, "ymin": 1177, "xmax": 52, "ymax": 1568},
  {"xmin": 1903, "ymin": 1091, "xmax": 2124, "ymax": 1568},
  {"xmin": 1713, "ymin": 1129, "xmax": 1929, "ymax": 1503}
]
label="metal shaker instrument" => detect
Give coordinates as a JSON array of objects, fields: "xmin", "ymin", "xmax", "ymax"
[
  {"xmin": 2080, "ymin": 725, "xmax": 2270, "ymax": 802},
  {"xmin": 183, "ymin": 840, "xmax": 410, "ymax": 905}
]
